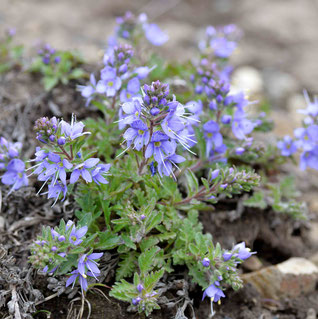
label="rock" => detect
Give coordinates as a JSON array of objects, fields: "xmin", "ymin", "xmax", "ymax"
[
  {"xmin": 232, "ymin": 66, "xmax": 263, "ymax": 95},
  {"xmin": 262, "ymin": 69, "xmax": 299, "ymax": 108},
  {"xmin": 306, "ymin": 222, "xmax": 318, "ymax": 247},
  {"xmin": 309, "ymin": 253, "xmax": 318, "ymax": 267},
  {"xmin": 0, "ymin": 216, "xmax": 5, "ymax": 231},
  {"xmin": 242, "ymin": 256, "xmax": 263, "ymax": 272},
  {"xmin": 242, "ymin": 258, "xmax": 318, "ymax": 299},
  {"xmin": 306, "ymin": 308, "xmax": 316, "ymax": 319}
]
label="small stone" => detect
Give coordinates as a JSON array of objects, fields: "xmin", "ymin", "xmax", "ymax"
[
  {"xmin": 242, "ymin": 258, "xmax": 318, "ymax": 299},
  {"xmin": 232, "ymin": 66, "xmax": 263, "ymax": 95},
  {"xmin": 306, "ymin": 308, "xmax": 316, "ymax": 319},
  {"xmin": 0, "ymin": 216, "xmax": 5, "ymax": 231},
  {"xmin": 307, "ymin": 222, "xmax": 318, "ymax": 247},
  {"xmin": 242, "ymin": 256, "xmax": 262, "ymax": 271}
]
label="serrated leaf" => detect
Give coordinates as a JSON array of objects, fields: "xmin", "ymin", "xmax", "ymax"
[
  {"xmin": 138, "ymin": 246, "xmax": 160, "ymax": 275},
  {"xmin": 185, "ymin": 170, "xmax": 199, "ymax": 196},
  {"xmin": 95, "ymin": 231, "xmax": 121, "ymax": 250},
  {"xmin": 116, "ymin": 253, "xmax": 137, "ymax": 280},
  {"xmin": 144, "ymin": 269, "xmax": 165, "ymax": 291},
  {"xmin": 145, "ymin": 211, "xmax": 163, "ymax": 234}
]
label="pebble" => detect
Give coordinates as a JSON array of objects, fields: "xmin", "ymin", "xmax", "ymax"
[{"xmin": 242, "ymin": 257, "xmax": 318, "ymax": 299}]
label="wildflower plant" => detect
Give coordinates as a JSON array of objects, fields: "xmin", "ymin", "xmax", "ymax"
[
  {"xmin": 29, "ymin": 43, "xmax": 85, "ymax": 91},
  {"xmin": 0, "ymin": 28, "xmax": 24, "ymax": 73},
  {"xmin": 0, "ymin": 137, "xmax": 28, "ymax": 193},
  {"xmin": 25, "ymin": 12, "xmax": 315, "ymax": 318}
]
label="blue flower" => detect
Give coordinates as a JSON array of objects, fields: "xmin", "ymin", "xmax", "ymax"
[
  {"xmin": 298, "ymin": 90, "xmax": 318, "ymax": 117},
  {"xmin": 203, "ymin": 121, "xmax": 224, "ymax": 157},
  {"xmin": 60, "ymin": 118, "xmax": 89, "ymax": 140},
  {"xmin": 97, "ymin": 66, "xmax": 122, "ymax": 97},
  {"xmin": 202, "ymin": 282, "xmax": 225, "ymax": 302},
  {"xmin": 1, "ymin": 159, "xmax": 28, "ymax": 193},
  {"xmin": 120, "ymin": 98, "xmax": 142, "ymax": 125},
  {"xmin": 277, "ymin": 136, "xmax": 297, "ymax": 156},
  {"xmin": 66, "ymin": 269, "xmax": 97, "ymax": 293},
  {"xmin": 91, "ymin": 164, "xmax": 111, "ymax": 185},
  {"xmin": 232, "ymin": 109, "xmax": 255, "ymax": 140},
  {"xmin": 210, "ymin": 37, "xmax": 237, "ymax": 58},
  {"xmin": 143, "ymin": 23, "xmax": 169, "ymax": 46},
  {"xmin": 232, "ymin": 242, "xmax": 256, "ymax": 260},
  {"xmin": 123, "ymin": 120, "xmax": 150, "ymax": 151},
  {"xmin": 69, "ymin": 226, "xmax": 88, "ymax": 245},
  {"xmin": 70, "ymin": 158, "xmax": 100, "ymax": 184},
  {"xmin": 120, "ymin": 77, "xmax": 140, "ymax": 103},
  {"xmin": 299, "ymin": 147, "xmax": 318, "ymax": 170},
  {"xmin": 157, "ymin": 154, "xmax": 185, "ymax": 178},
  {"xmin": 78, "ymin": 252, "xmax": 103, "ymax": 279},
  {"xmin": 145, "ymin": 131, "xmax": 176, "ymax": 165},
  {"xmin": 78, "ymin": 74, "xmax": 96, "ymax": 106}
]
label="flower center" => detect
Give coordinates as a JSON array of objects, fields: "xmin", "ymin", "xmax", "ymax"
[
  {"xmin": 154, "ymin": 141, "xmax": 161, "ymax": 147},
  {"xmin": 138, "ymin": 130, "xmax": 144, "ymax": 135},
  {"xmin": 71, "ymin": 236, "xmax": 77, "ymax": 242},
  {"xmin": 108, "ymin": 81, "xmax": 114, "ymax": 87},
  {"xmin": 127, "ymin": 93, "xmax": 131, "ymax": 98},
  {"xmin": 207, "ymin": 133, "xmax": 213, "ymax": 138},
  {"xmin": 135, "ymin": 111, "xmax": 139, "ymax": 117}
]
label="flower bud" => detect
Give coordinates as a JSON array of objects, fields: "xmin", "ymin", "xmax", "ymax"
[
  {"xmin": 137, "ymin": 284, "xmax": 144, "ymax": 292},
  {"xmin": 201, "ymin": 257, "xmax": 210, "ymax": 267},
  {"xmin": 57, "ymin": 137, "xmax": 66, "ymax": 145}
]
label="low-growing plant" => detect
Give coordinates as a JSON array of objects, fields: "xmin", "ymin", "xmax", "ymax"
[
  {"xmin": 2, "ymin": 11, "xmax": 316, "ymax": 318},
  {"xmin": 29, "ymin": 43, "xmax": 86, "ymax": 91}
]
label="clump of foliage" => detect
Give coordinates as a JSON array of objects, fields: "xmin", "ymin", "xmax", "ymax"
[
  {"xmin": 29, "ymin": 43, "xmax": 86, "ymax": 91},
  {"xmin": 0, "ymin": 28, "xmax": 23, "ymax": 73},
  {"xmin": 1, "ymin": 12, "xmax": 315, "ymax": 318}
]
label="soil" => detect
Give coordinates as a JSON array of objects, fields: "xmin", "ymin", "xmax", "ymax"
[{"xmin": 1, "ymin": 31, "xmax": 318, "ymax": 319}]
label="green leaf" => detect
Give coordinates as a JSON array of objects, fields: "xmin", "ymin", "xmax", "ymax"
[
  {"xmin": 43, "ymin": 76, "xmax": 59, "ymax": 91},
  {"xmin": 185, "ymin": 169, "xmax": 199, "ymax": 196},
  {"xmin": 109, "ymin": 279, "xmax": 135, "ymax": 302},
  {"xmin": 144, "ymin": 269, "xmax": 165, "ymax": 291},
  {"xmin": 243, "ymin": 191, "xmax": 267, "ymax": 210},
  {"xmin": 138, "ymin": 246, "xmax": 160, "ymax": 275},
  {"xmin": 95, "ymin": 231, "xmax": 121, "ymax": 250},
  {"xmin": 121, "ymin": 233, "xmax": 137, "ymax": 250},
  {"xmin": 116, "ymin": 253, "xmax": 138, "ymax": 280},
  {"xmin": 145, "ymin": 210, "xmax": 163, "ymax": 233}
]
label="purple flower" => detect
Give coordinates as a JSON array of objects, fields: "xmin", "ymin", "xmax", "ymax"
[
  {"xmin": 137, "ymin": 284, "xmax": 144, "ymax": 293},
  {"xmin": 222, "ymin": 251, "xmax": 232, "ymax": 261},
  {"xmin": 91, "ymin": 164, "xmax": 111, "ymax": 185},
  {"xmin": 232, "ymin": 109, "xmax": 255, "ymax": 140},
  {"xmin": 294, "ymin": 125, "xmax": 318, "ymax": 151},
  {"xmin": 298, "ymin": 90, "xmax": 318, "ymax": 117},
  {"xmin": 145, "ymin": 132, "xmax": 176, "ymax": 165},
  {"xmin": 69, "ymin": 226, "xmax": 88, "ymax": 245},
  {"xmin": 120, "ymin": 98, "xmax": 142, "ymax": 125},
  {"xmin": 97, "ymin": 67, "xmax": 122, "ymax": 97},
  {"xmin": 143, "ymin": 23, "xmax": 169, "ymax": 46},
  {"xmin": 45, "ymin": 182, "xmax": 68, "ymax": 205},
  {"xmin": 299, "ymin": 147, "xmax": 318, "ymax": 170},
  {"xmin": 132, "ymin": 297, "xmax": 142, "ymax": 305},
  {"xmin": 120, "ymin": 77, "xmax": 140, "ymax": 103},
  {"xmin": 60, "ymin": 118, "xmax": 89, "ymax": 140},
  {"xmin": 134, "ymin": 66, "xmax": 154, "ymax": 80},
  {"xmin": 210, "ymin": 37, "xmax": 237, "ymax": 58},
  {"xmin": 45, "ymin": 156, "xmax": 73, "ymax": 185},
  {"xmin": 78, "ymin": 74, "xmax": 96, "ymax": 106},
  {"xmin": 202, "ymin": 258, "xmax": 210, "ymax": 267},
  {"xmin": 202, "ymin": 282, "xmax": 225, "ymax": 302},
  {"xmin": 277, "ymin": 136, "xmax": 297, "ymax": 156},
  {"xmin": 232, "ymin": 242, "xmax": 256, "ymax": 260},
  {"xmin": 203, "ymin": 121, "xmax": 223, "ymax": 157},
  {"xmin": 123, "ymin": 120, "xmax": 150, "ymax": 151},
  {"xmin": 78, "ymin": 252, "xmax": 103, "ymax": 279},
  {"xmin": 157, "ymin": 154, "xmax": 185, "ymax": 178},
  {"xmin": 1, "ymin": 159, "xmax": 28, "ymax": 193},
  {"xmin": 235, "ymin": 147, "xmax": 245, "ymax": 155},
  {"xmin": 70, "ymin": 158, "xmax": 100, "ymax": 184},
  {"xmin": 66, "ymin": 269, "xmax": 97, "ymax": 292}
]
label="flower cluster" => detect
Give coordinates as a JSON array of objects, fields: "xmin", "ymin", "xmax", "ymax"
[
  {"xmin": 120, "ymin": 80, "xmax": 197, "ymax": 177},
  {"xmin": 79, "ymin": 44, "xmax": 153, "ymax": 107},
  {"xmin": 0, "ymin": 137, "xmax": 28, "ymax": 193},
  {"xmin": 199, "ymin": 24, "xmax": 242, "ymax": 59},
  {"xmin": 37, "ymin": 43, "xmax": 61, "ymax": 65},
  {"xmin": 201, "ymin": 242, "xmax": 255, "ymax": 316},
  {"xmin": 277, "ymin": 91, "xmax": 318, "ymax": 170},
  {"xmin": 30, "ymin": 220, "xmax": 103, "ymax": 294},
  {"xmin": 112, "ymin": 11, "xmax": 168, "ymax": 47},
  {"xmin": 29, "ymin": 116, "xmax": 111, "ymax": 205}
]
